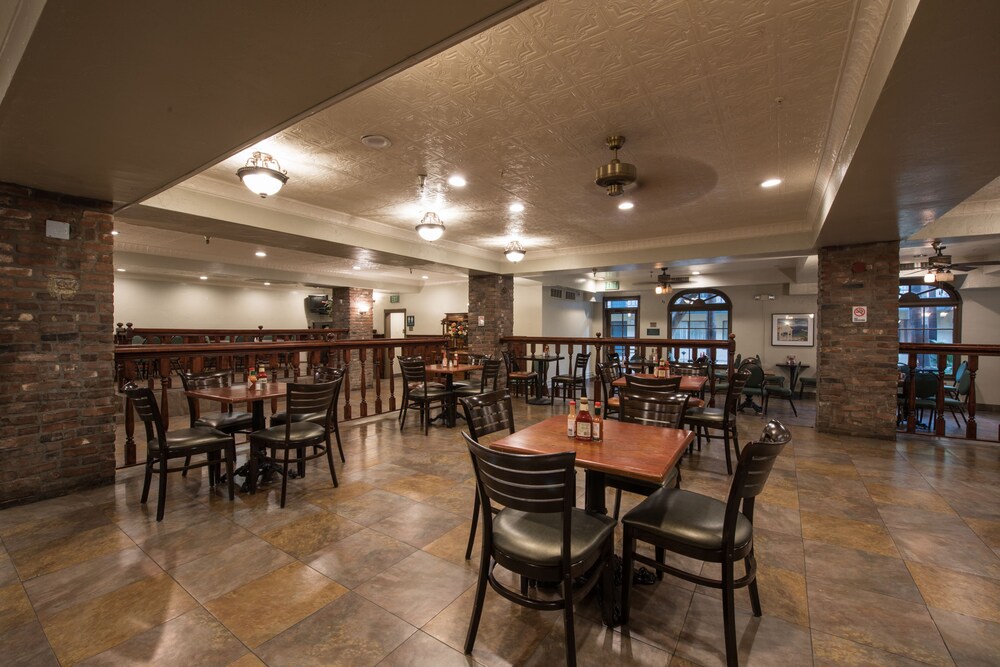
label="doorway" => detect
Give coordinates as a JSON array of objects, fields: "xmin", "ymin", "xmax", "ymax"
[{"xmin": 383, "ymin": 309, "xmax": 406, "ymax": 378}]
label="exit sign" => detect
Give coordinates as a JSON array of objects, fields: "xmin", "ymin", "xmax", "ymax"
[{"xmin": 604, "ymin": 281, "xmax": 619, "ymax": 290}]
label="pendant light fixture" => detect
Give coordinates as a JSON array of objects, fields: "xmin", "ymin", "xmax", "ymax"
[
  {"xmin": 237, "ymin": 151, "xmax": 288, "ymax": 197},
  {"xmin": 416, "ymin": 211, "xmax": 445, "ymax": 241},
  {"xmin": 504, "ymin": 240, "xmax": 526, "ymax": 263}
]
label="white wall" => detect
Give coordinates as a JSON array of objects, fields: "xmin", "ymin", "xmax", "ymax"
[
  {"xmin": 514, "ymin": 283, "xmax": 543, "ymax": 336},
  {"xmin": 372, "ymin": 282, "xmax": 468, "ymax": 336},
  {"xmin": 115, "ymin": 276, "xmax": 325, "ymax": 329},
  {"xmin": 958, "ymin": 286, "xmax": 1000, "ymax": 405},
  {"xmin": 542, "ymin": 290, "xmax": 594, "ymax": 337}
]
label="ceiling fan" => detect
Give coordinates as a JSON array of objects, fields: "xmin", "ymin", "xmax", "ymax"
[
  {"xmin": 900, "ymin": 241, "xmax": 1000, "ymax": 282},
  {"xmin": 636, "ymin": 268, "xmax": 691, "ymax": 293}
]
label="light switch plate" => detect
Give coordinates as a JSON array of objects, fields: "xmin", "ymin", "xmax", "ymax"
[{"xmin": 45, "ymin": 219, "xmax": 71, "ymax": 239}]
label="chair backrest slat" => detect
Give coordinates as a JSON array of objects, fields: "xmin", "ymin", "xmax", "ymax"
[
  {"xmin": 722, "ymin": 419, "xmax": 791, "ymax": 547},
  {"xmin": 287, "ymin": 380, "xmax": 339, "ymax": 417},
  {"xmin": 724, "ymin": 362, "xmax": 754, "ymax": 414},
  {"xmin": 478, "ymin": 359, "xmax": 502, "ymax": 392},
  {"xmin": 624, "ymin": 375, "xmax": 681, "ymax": 392},
  {"xmin": 466, "ymin": 434, "xmax": 574, "ymax": 515},
  {"xmin": 125, "ymin": 387, "xmax": 168, "ymax": 452},
  {"xmin": 460, "ymin": 389, "xmax": 515, "ymax": 440},
  {"xmin": 620, "ymin": 389, "xmax": 688, "ymax": 428}
]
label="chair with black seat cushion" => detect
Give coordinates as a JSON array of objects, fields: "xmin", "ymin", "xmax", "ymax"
[
  {"xmin": 458, "ymin": 389, "xmax": 516, "ymax": 560},
  {"xmin": 596, "ymin": 362, "xmax": 621, "ymax": 421},
  {"xmin": 550, "ymin": 352, "xmax": 591, "ymax": 402},
  {"xmin": 608, "ymin": 388, "xmax": 689, "ymax": 519},
  {"xmin": 763, "ymin": 362, "xmax": 798, "ymax": 416},
  {"xmin": 454, "ymin": 359, "xmax": 501, "ymax": 400},
  {"xmin": 684, "ymin": 362, "xmax": 753, "ymax": 474},
  {"xmin": 621, "ymin": 420, "xmax": 792, "ymax": 667},
  {"xmin": 501, "ymin": 351, "xmax": 538, "ymax": 401},
  {"xmin": 912, "ymin": 370, "xmax": 947, "ymax": 430},
  {"xmin": 248, "ymin": 381, "xmax": 339, "ymax": 507},
  {"xmin": 669, "ymin": 360, "xmax": 709, "ymax": 407},
  {"xmin": 270, "ymin": 366, "xmax": 346, "ymax": 462},
  {"xmin": 740, "ymin": 359, "xmax": 765, "ymax": 410},
  {"xmin": 399, "ymin": 358, "xmax": 453, "ymax": 434},
  {"xmin": 797, "ymin": 375, "xmax": 816, "ymax": 399},
  {"xmin": 126, "ymin": 386, "xmax": 235, "ymax": 521},
  {"xmin": 179, "ymin": 370, "xmax": 254, "ymax": 476},
  {"xmin": 463, "ymin": 433, "xmax": 616, "ymax": 667},
  {"xmin": 624, "ymin": 374, "xmax": 681, "ymax": 392}
]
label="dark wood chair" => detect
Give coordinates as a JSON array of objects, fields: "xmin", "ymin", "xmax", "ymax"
[
  {"xmin": 458, "ymin": 389, "xmax": 515, "ymax": 560},
  {"xmin": 608, "ymin": 388, "xmax": 689, "ymax": 519},
  {"xmin": 179, "ymin": 369, "xmax": 253, "ymax": 476},
  {"xmin": 684, "ymin": 362, "xmax": 753, "ymax": 474},
  {"xmin": 624, "ymin": 374, "xmax": 681, "ymax": 392},
  {"xmin": 501, "ymin": 351, "xmax": 538, "ymax": 401},
  {"xmin": 596, "ymin": 362, "xmax": 621, "ymax": 421},
  {"xmin": 763, "ymin": 362, "xmax": 798, "ymax": 416},
  {"xmin": 464, "ymin": 434, "xmax": 616, "ymax": 667},
  {"xmin": 551, "ymin": 352, "xmax": 591, "ymax": 402},
  {"xmin": 125, "ymin": 386, "xmax": 235, "ymax": 521},
  {"xmin": 621, "ymin": 420, "xmax": 792, "ymax": 667},
  {"xmin": 399, "ymin": 357, "xmax": 453, "ymax": 434},
  {"xmin": 454, "ymin": 359, "xmax": 501, "ymax": 399},
  {"xmin": 270, "ymin": 366, "xmax": 346, "ymax": 462},
  {"xmin": 248, "ymin": 381, "xmax": 340, "ymax": 507}
]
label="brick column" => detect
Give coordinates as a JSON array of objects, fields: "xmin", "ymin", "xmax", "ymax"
[
  {"xmin": 0, "ymin": 183, "xmax": 117, "ymax": 506},
  {"xmin": 817, "ymin": 241, "xmax": 899, "ymax": 439},
  {"xmin": 330, "ymin": 287, "xmax": 374, "ymax": 389},
  {"xmin": 468, "ymin": 274, "xmax": 513, "ymax": 383}
]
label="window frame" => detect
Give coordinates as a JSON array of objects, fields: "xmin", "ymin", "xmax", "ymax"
[
  {"xmin": 667, "ymin": 288, "xmax": 732, "ymax": 363},
  {"xmin": 898, "ymin": 278, "xmax": 962, "ymax": 373},
  {"xmin": 603, "ymin": 296, "xmax": 641, "ymax": 359}
]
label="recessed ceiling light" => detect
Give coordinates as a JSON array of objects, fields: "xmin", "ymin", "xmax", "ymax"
[
  {"xmin": 509, "ymin": 203, "xmax": 525, "ymax": 213},
  {"xmin": 199, "ymin": 276, "xmax": 208, "ymax": 280},
  {"xmin": 760, "ymin": 178, "xmax": 782, "ymax": 188},
  {"xmin": 111, "ymin": 230, "xmax": 119, "ymax": 236},
  {"xmin": 447, "ymin": 175, "xmax": 467, "ymax": 187},
  {"xmin": 691, "ymin": 271, "xmax": 700, "ymax": 276},
  {"xmin": 263, "ymin": 282, "xmax": 271, "ymax": 286},
  {"xmin": 255, "ymin": 251, "xmax": 267, "ymax": 257},
  {"xmin": 360, "ymin": 134, "xmax": 391, "ymax": 149},
  {"xmin": 352, "ymin": 265, "xmax": 361, "ymax": 270},
  {"xmin": 421, "ymin": 275, "xmax": 429, "ymax": 280},
  {"xmin": 618, "ymin": 201, "xmax": 634, "ymax": 210},
  {"xmin": 116, "ymin": 268, "xmax": 125, "ymax": 272}
]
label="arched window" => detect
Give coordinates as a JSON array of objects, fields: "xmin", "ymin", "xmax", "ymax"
[
  {"xmin": 668, "ymin": 289, "xmax": 732, "ymax": 362},
  {"xmin": 899, "ymin": 280, "xmax": 961, "ymax": 372}
]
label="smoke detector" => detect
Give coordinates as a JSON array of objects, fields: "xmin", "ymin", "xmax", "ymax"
[{"xmin": 594, "ymin": 135, "xmax": 637, "ymax": 197}]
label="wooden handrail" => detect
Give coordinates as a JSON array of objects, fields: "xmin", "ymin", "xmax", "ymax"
[{"xmin": 115, "ymin": 323, "xmax": 349, "ymax": 344}]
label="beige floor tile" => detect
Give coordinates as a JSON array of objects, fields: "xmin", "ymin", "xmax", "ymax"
[
  {"xmin": 800, "ymin": 511, "xmax": 899, "ymax": 557},
  {"xmin": 10, "ymin": 524, "xmax": 135, "ymax": 581},
  {"xmin": 907, "ymin": 561, "xmax": 1000, "ymax": 623},
  {"xmin": 356, "ymin": 550, "xmax": 477, "ymax": 626},
  {"xmin": 803, "ymin": 539, "xmax": 922, "ymax": 603},
  {"xmin": 204, "ymin": 561, "xmax": 347, "ymax": 648},
  {"xmin": 0, "ymin": 583, "xmax": 34, "ymax": 635},
  {"xmin": 305, "ymin": 527, "xmax": 416, "ymax": 589},
  {"xmin": 137, "ymin": 514, "xmax": 254, "ymax": 570},
  {"xmin": 525, "ymin": 613, "xmax": 675, "ymax": 666},
  {"xmin": 378, "ymin": 630, "xmax": 477, "ymax": 667},
  {"xmin": 0, "ymin": 620, "xmax": 60, "ymax": 667},
  {"xmin": 259, "ymin": 510, "xmax": 364, "ymax": 559},
  {"xmin": 811, "ymin": 629, "xmax": 929, "ymax": 666},
  {"xmin": 40, "ymin": 572, "xmax": 198, "ymax": 665},
  {"xmin": 930, "ymin": 607, "xmax": 1000, "ymax": 666},
  {"xmin": 169, "ymin": 535, "xmax": 295, "ymax": 603},
  {"xmin": 370, "ymin": 502, "xmax": 466, "ymax": 548}
]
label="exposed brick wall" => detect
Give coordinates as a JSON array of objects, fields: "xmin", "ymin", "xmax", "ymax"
[
  {"xmin": 330, "ymin": 287, "xmax": 374, "ymax": 389},
  {"xmin": 0, "ymin": 183, "xmax": 117, "ymax": 506},
  {"xmin": 817, "ymin": 241, "xmax": 899, "ymax": 439},
  {"xmin": 469, "ymin": 274, "xmax": 513, "ymax": 384}
]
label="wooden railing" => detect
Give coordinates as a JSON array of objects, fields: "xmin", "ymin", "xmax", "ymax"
[
  {"xmin": 114, "ymin": 323, "xmax": 349, "ymax": 344},
  {"xmin": 899, "ymin": 342, "xmax": 1000, "ymax": 440},
  {"xmin": 500, "ymin": 334, "xmax": 736, "ymax": 404},
  {"xmin": 114, "ymin": 336, "xmax": 449, "ymax": 466}
]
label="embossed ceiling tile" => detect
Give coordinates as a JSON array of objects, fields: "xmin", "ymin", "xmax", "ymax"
[
  {"xmin": 637, "ymin": 45, "xmax": 709, "ymax": 92},
  {"xmin": 709, "ymin": 59, "xmax": 777, "ymax": 101},
  {"xmin": 688, "ymin": 0, "xmax": 778, "ymax": 40},
  {"xmin": 716, "ymin": 89, "xmax": 782, "ymax": 124},
  {"xmin": 420, "ymin": 98, "xmax": 480, "ymax": 129},
  {"xmin": 526, "ymin": 88, "xmax": 598, "ymax": 127},
  {"xmin": 778, "ymin": 0, "xmax": 852, "ymax": 50},
  {"xmin": 591, "ymin": 100, "xmax": 660, "ymax": 139},
  {"xmin": 378, "ymin": 70, "xmax": 451, "ymax": 107},
  {"xmin": 467, "ymin": 18, "xmax": 547, "ymax": 75},
  {"xmin": 451, "ymin": 77, "xmax": 523, "ymax": 114},
  {"xmin": 780, "ymin": 44, "xmax": 845, "ymax": 88},
  {"xmin": 613, "ymin": 4, "xmax": 697, "ymax": 63},
  {"xmin": 547, "ymin": 35, "xmax": 631, "ymax": 84},
  {"xmin": 647, "ymin": 78, "xmax": 717, "ymax": 119},
  {"xmin": 577, "ymin": 71, "xmax": 650, "ymax": 112},
  {"xmin": 549, "ymin": 112, "xmax": 613, "ymax": 154},
  {"xmin": 502, "ymin": 56, "xmax": 575, "ymax": 98},
  {"xmin": 518, "ymin": 0, "xmax": 610, "ymax": 46},
  {"xmin": 418, "ymin": 45, "xmax": 495, "ymax": 91},
  {"xmin": 701, "ymin": 17, "xmax": 777, "ymax": 75},
  {"xmin": 599, "ymin": 0, "xmax": 682, "ymax": 28},
  {"xmin": 448, "ymin": 114, "xmax": 519, "ymax": 151}
]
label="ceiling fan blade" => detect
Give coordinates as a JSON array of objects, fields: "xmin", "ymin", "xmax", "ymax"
[{"xmin": 952, "ymin": 261, "xmax": 1000, "ymax": 270}]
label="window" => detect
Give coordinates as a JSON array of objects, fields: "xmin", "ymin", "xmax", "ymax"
[
  {"xmin": 604, "ymin": 297, "xmax": 639, "ymax": 360},
  {"xmin": 668, "ymin": 289, "xmax": 732, "ymax": 363},
  {"xmin": 898, "ymin": 280, "xmax": 961, "ymax": 372}
]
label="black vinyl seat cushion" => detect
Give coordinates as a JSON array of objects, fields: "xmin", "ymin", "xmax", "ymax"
[
  {"xmin": 249, "ymin": 422, "xmax": 326, "ymax": 446},
  {"xmin": 155, "ymin": 427, "xmax": 232, "ymax": 454},
  {"xmin": 194, "ymin": 411, "xmax": 253, "ymax": 432},
  {"xmin": 685, "ymin": 406, "xmax": 725, "ymax": 423},
  {"xmin": 270, "ymin": 410, "xmax": 325, "ymax": 426},
  {"xmin": 410, "ymin": 387, "xmax": 452, "ymax": 400},
  {"xmin": 492, "ymin": 508, "xmax": 616, "ymax": 567},
  {"xmin": 624, "ymin": 487, "xmax": 752, "ymax": 552}
]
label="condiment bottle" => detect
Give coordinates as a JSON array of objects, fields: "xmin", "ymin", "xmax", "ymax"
[
  {"xmin": 592, "ymin": 401, "xmax": 603, "ymax": 442},
  {"xmin": 258, "ymin": 364, "xmax": 267, "ymax": 386},
  {"xmin": 575, "ymin": 397, "xmax": 593, "ymax": 441},
  {"xmin": 248, "ymin": 369, "xmax": 257, "ymax": 388},
  {"xmin": 567, "ymin": 400, "xmax": 577, "ymax": 438}
]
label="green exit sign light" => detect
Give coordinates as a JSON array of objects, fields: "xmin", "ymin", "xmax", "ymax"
[{"xmin": 604, "ymin": 281, "xmax": 620, "ymax": 290}]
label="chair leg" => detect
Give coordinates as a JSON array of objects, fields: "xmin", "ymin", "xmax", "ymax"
[
  {"xmin": 156, "ymin": 464, "xmax": 168, "ymax": 521},
  {"xmin": 140, "ymin": 457, "xmax": 154, "ymax": 504},
  {"xmin": 612, "ymin": 489, "xmax": 623, "ymax": 520},
  {"xmin": 722, "ymin": 428, "xmax": 733, "ymax": 475},
  {"xmin": 722, "ymin": 558, "xmax": 738, "ymax": 667},
  {"xmin": 464, "ymin": 552, "xmax": 490, "ymax": 654},
  {"xmin": 732, "ymin": 424, "xmax": 741, "ymax": 460},
  {"xmin": 621, "ymin": 527, "xmax": 635, "ymax": 625},
  {"xmin": 788, "ymin": 397, "xmax": 798, "ymax": 417},
  {"xmin": 225, "ymin": 445, "xmax": 235, "ymax": 501},
  {"xmin": 279, "ymin": 447, "xmax": 290, "ymax": 508},
  {"xmin": 248, "ymin": 443, "xmax": 260, "ymax": 494},
  {"xmin": 655, "ymin": 546, "xmax": 665, "ymax": 581},
  {"xmin": 324, "ymin": 435, "xmax": 339, "ymax": 488},
  {"xmin": 181, "ymin": 455, "xmax": 192, "ymax": 477},
  {"xmin": 465, "ymin": 491, "xmax": 480, "ymax": 560},
  {"xmin": 746, "ymin": 552, "xmax": 762, "ymax": 616},
  {"xmin": 333, "ymin": 424, "xmax": 345, "ymax": 462},
  {"xmin": 562, "ymin": 574, "xmax": 577, "ymax": 667}
]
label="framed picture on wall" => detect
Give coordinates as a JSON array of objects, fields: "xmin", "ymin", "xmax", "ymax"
[{"xmin": 772, "ymin": 313, "xmax": 814, "ymax": 347}]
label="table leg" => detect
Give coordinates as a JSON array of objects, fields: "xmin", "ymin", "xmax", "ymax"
[
  {"xmin": 584, "ymin": 470, "xmax": 607, "ymax": 514},
  {"xmin": 526, "ymin": 361, "xmax": 552, "ymax": 405}
]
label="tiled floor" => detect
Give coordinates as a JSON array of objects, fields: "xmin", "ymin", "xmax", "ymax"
[{"xmin": 5, "ymin": 397, "xmax": 1000, "ymax": 665}]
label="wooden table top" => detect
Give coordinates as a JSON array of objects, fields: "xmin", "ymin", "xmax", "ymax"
[
  {"xmin": 185, "ymin": 382, "xmax": 287, "ymax": 404},
  {"xmin": 612, "ymin": 373, "xmax": 709, "ymax": 393},
  {"xmin": 425, "ymin": 363, "xmax": 481, "ymax": 374},
  {"xmin": 491, "ymin": 416, "xmax": 694, "ymax": 484},
  {"xmin": 517, "ymin": 354, "xmax": 564, "ymax": 361}
]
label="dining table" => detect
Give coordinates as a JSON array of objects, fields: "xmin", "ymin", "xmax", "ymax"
[
  {"xmin": 490, "ymin": 415, "xmax": 694, "ymax": 514},
  {"xmin": 425, "ymin": 362, "xmax": 481, "ymax": 426},
  {"xmin": 516, "ymin": 353, "xmax": 564, "ymax": 405},
  {"xmin": 612, "ymin": 372, "xmax": 709, "ymax": 395},
  {"xmin": 774, "ymin": 362, "xmax": 809, "ymax": 393},
  {"xmin": 184, "ymin": 381, "xmax": 287, "ymax": 489}
]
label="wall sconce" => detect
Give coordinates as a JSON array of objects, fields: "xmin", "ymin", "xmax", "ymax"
[{"xmin": 358, "ymin": 302, "xmax": 370, "ymax": 314}]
